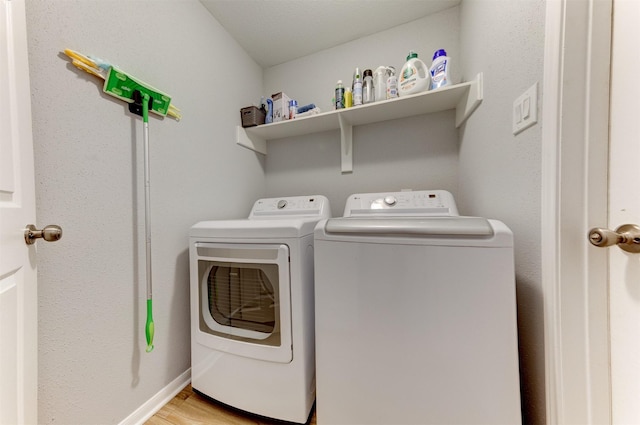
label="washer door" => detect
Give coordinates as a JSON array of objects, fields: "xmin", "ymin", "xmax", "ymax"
[{"xmin": 194, "ymin": 242, "xmax": 292, "ymax": 363}]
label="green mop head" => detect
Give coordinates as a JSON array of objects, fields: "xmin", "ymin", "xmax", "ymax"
[
  {"xmin": 104, "ymin": 67, "xmax": 171, "ymax": 118},
  {"xmin": 62, "ymin": 49, "xmax": 181, "ymax": 120}
]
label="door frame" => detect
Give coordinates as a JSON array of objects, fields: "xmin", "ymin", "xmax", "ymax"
[{"xmin": 542, "ymin": 0, "xmax": 613, "ymax": 423}]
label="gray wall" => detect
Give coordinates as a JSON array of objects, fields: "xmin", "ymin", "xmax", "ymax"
[
  {"xmin": 459, "ymin": 1, "xmax": 546, "ymax": 423},
  {"xmin": 25, "ymin": 0, "xmax": 265, "ymax": 423}
]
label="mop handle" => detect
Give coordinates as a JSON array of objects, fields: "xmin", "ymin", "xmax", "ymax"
[{"xmin": 142, "ymin": 92, "xmax": 154, "ymax": 353}]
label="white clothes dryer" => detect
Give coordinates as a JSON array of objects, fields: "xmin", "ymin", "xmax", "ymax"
[
  {"xmin": 313, "ymin": 190, "xmax": 521, "ymax": 424},
  {"xmin": 189, "ymin": 195, "xmax": 330, "ymax": 424}
]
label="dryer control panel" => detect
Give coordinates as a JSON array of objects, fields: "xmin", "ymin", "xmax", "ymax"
[
  {"xmin": 343, "ymin": 190, "xmax": 459, "ymax": 217},
  {"xmin": 250, "ymin": 195, "xmax": 331, "ymax": 218}
]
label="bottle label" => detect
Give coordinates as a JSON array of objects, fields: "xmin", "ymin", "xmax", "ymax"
[
  {"xmin": 335, "ymin": 87, "xmax": 345, "ymax": 109},
  {"xmin": 353, "ymin": 82, "xmax": 363, "ymax": 105},
  {"xmin": 431, "ymin": 59, "xmax": 447, "ymax": 77},
  {"xmin": 430, "ymin": 59, "xmax": 448, "ymax": 88},
  {"xmin": 387, "ymin": 76, "xmax": 398, "ymax": 99},
  {"xmin": 400, "ymin": 64, "xmax": 418, "ymax": 90},
  {"xmin": 402, "ymin": 64, "xmax": 416, "ymax": 81}
]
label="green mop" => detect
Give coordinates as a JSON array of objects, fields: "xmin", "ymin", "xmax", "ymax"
[
  {"xmin": 62, "ymin": 49, "xmax": 181, "ymax": 353},
  {"xmin": 141, "ymin": 91, "xmax": 154, "ymax": 353}
]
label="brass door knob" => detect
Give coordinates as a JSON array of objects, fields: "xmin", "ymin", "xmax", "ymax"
[
  {"xmin": 588, "ymin": 224, "xmax": 640, "ymax": 253},
  {"xmin": 24, "ymin": 224, "xmax": 62, "ymax": 245}
]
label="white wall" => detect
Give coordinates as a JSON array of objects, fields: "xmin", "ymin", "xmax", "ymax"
[
  {"xmin": 458, "ymin": 1, "xmax": 546, "ymax": 423},
  {"xmin": 25, "ymin": 0, "xmax": 265, "ymax": 423},
  {"xmin": 263, "ymin": 7, "xmax": 461, "ymax": 217}
]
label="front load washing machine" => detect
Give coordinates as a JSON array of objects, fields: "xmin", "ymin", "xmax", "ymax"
[
  {"xmin": 189, "ymin": 195, "xmax": 330, "ymax": 424},
  {"xmin": 313, "ymin": 190, "xmax": 521, "ymax": 424}
]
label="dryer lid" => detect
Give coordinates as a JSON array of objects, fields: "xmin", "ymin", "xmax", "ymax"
[{"xmin": 190, "ymin": 217, "xmax": 324, "ymax": 238}]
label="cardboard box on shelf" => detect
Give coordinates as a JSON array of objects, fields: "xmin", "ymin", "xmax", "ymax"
[{"xmin": 271, "ymin": 92, "xmax": 291, "ymax": 122}]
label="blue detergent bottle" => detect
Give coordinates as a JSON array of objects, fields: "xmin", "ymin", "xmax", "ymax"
[
  {"xmin": 430, "ymin": 49, "xmax": 451, "ymax": 90},
  {"xmin": 265, "ymin": 98, "xmax": 273, "ymax": 124}
]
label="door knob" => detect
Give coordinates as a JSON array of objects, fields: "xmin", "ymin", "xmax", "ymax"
[
  {"xmin": 588, "ymin": 224, "xmax": 640, "ymax": 253},
  {"xmin": 24, "ymin": 224, "xmax": 63, "ymax": 245}
]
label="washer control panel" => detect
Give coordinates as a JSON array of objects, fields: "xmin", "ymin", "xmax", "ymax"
[
  {"xmin": 250, "ymin": 195, "xmax": 330, "ymax": 218},
  {"xmin": 344, "ymin": 190, "xmax": 459, "ymax": 217}
]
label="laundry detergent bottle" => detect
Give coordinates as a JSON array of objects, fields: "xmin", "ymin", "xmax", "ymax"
[
  {"xmin": 398, "ymin": 51, "xmax": 430, "ymax": 96},
  {"xmin": 430, "ymin": 49, "xmax": 451, "ymax": 90}
]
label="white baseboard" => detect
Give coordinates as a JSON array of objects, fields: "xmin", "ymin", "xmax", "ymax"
[{"xmin": 119, "ymin": 368, "xmax": 191, "ymax": 425}]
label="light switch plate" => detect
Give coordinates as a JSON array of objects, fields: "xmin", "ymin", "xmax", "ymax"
[{"xmin": 513, "ymin": 82, "xmax": 538, "ymax": 135}]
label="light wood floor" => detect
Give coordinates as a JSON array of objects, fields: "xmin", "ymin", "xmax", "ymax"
[{"xmin": 145, "ymin": 384, "xmax": 317, "ymax": 425}]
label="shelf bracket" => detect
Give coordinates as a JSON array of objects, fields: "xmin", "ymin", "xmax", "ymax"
[
  {"xmin": 455, "ymin": 72, "xmax": 483, "ymax": 127},
  {"xmin": 237, "ymin": 126, "xmax": 267, "ymax": 155},
  {"xmin": 338, "ymin": 114, "xmax": 353, "ymax": 173}
]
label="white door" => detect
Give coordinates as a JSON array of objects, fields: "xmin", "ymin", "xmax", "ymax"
[
  {"xmin": 0, "ymin": 0, "xmax": 38, "ymax": 423},
  {"xmin": 608, "ymin": 0, "xmax": 640, "ymax": 421}
]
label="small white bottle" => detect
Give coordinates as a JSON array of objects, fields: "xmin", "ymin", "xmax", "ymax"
[
  {"xmin": 362, "ymin": 69, "xmax": 374, "ymax": 104},
  {"xmin": 373, "ymin": 66, "xmax": 388, "ymax": 102},
  {"xmin": 353, "ymin": 68, "xmax": 363, "ymax": 106},
  {"xmin": 386, "ymin": 67, "xmax": 398, "ymax": 99},
  {"xmin": 430, "ymin": 49, "xmax": 451, "ymax": 90}
]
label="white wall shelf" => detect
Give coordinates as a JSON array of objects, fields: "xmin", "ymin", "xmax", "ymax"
[{"xmin": 237, "ymin": 72, "xmax": 483, "ymax": 173}]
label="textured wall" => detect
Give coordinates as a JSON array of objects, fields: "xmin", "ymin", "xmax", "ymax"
[
  {"xmin": 25, "ymin": 0, "xmax": 265, "ymax": 423},
  {"xmin": 458, "ymin": 1, "xmax": 546, "ymax": 423},
  {"xmin": 263, "ymin": 7, "xmax": 462, "ymax": 217}
]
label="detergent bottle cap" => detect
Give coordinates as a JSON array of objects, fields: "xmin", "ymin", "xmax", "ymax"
[
  {"xmin": 433, "ymin": 49, "xmax": 447, "ymax": 60},
  {"xmin": 406, "ymin": 51, "xmax": 418, "ymax": 61}
]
